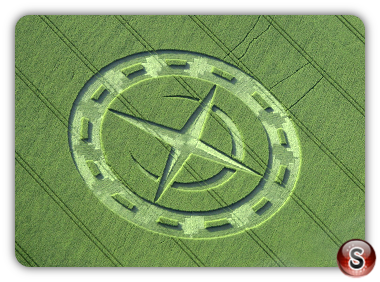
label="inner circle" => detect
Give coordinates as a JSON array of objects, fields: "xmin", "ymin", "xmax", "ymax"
[{"xmin": 100, "ymin": 75, "xmax": 269, "ymax": 212}]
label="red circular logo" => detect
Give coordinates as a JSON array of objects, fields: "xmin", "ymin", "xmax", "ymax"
[{"xmin": 337, "ymin": 239, "xmax": 376, "ymax": 277}]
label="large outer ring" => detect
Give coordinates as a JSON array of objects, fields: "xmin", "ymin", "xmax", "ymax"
[{"xmin": 68, "ymin": 50, "xmax": 301, "ymax": 238}]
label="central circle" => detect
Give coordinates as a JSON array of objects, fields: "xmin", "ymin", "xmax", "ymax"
[{"xmin": 100, "ymin": 75, "xmax": 269, "ymax": 212}]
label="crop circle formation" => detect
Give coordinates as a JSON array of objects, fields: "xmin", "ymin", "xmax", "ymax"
[{"xmin": 68, "ymin": 51, "xmax": 301, "ymax": 238}]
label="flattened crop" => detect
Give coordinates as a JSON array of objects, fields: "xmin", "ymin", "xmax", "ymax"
[{"xmin": 15, "ymin": 15, "xmax": 365, "ymax": 267}]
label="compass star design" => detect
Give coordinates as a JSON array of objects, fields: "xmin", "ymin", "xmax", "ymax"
[
  {"xmin": 109, "ymin": 85, "xmax": 262, "ymax": 202},
  {"xmin": 70, "ymin": 50, "xmax": 301, "ymax": 237}
]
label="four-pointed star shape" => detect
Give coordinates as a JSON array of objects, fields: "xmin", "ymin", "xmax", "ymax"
[{"xmin": 109, "ymin": 85, "xmax": 261, "ymax": 202}]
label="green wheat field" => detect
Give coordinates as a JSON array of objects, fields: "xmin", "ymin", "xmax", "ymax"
[{"xmin": 15, "ymin": 15, "xmax": 365, "ymax": 267}]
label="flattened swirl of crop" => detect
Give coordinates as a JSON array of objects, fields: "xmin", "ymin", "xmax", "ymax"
[{"xmin": 68, "ymin": 50, "xmax": 301, "ymax": 238}]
